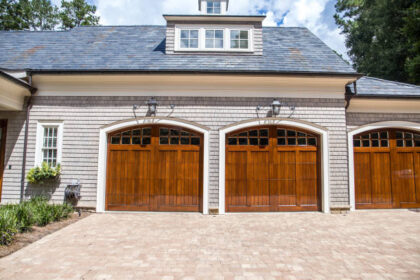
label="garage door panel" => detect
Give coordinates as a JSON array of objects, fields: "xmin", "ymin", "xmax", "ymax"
[
  {"xmin": 370, "ymin": 152, "xmax": 392, "ymax": 205},
  {"xmin": 392, "ymin": 152, "xmax": 416, "ymax": 205},
  {"xmin": 416, "ymin": 152, "xmax": 420, "ymax": 205},
  {"xmin": 355, "ymin": 152, "xmax": 372, "ymax": 205},
  {"xmin": 298, "ymin": 151, "xmax": 318, "ymax": 206},
  {"xmin": 226, "ymin": 151, "xmax": 247, "ymax": 208},
  {"xmin": 272, "ymin": 151, "xmax": 297, "ymax": 207},
  {"xmin": 248, "ymin": 151, "xmax": 270, "ymax": 207}
]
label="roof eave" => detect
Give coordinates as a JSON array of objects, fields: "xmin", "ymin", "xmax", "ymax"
[
  {"xmin": 0, "ymin": 71, "xmax": 36, "ymax": 93},
  {"xmin": 163, "ymin": 14, "xmax": 266, "ymax": 22}
]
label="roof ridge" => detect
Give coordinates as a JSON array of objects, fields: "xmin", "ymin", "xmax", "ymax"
[{"xmin": 363, "ymin": 76, "xmax": 420, "ymax": 88}]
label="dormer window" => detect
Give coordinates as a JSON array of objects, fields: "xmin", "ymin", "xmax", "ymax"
[
  {"xmin": 205, "ymin": 29, "xmax": 224, "ymax": 49},
  {"xmin": 207, "ymin": 1, "xmax": 221, "ymax": 14},
  {"xmin": 180, "ymin": 29, "xmax": 199, "ymax": 49},
  {"xmin": 230, "ymin": 30, "xmax": 249, "ymax": 49}
]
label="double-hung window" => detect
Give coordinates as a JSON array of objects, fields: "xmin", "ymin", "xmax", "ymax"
[
  {"xmin": 35, "ymin": 122, "xmax": 63, "ymax": 167},
  {"xmin": 205, "ymin": 29, "xmax": 224, "ymax": 49},
  {"xmin": 230, "ymin": 30, "xmax": 249, "ymax": 49},
  {"xmin": 180, "ymin": 29, "xmax": 199, "ymax": 49},
  {"xmin": 207, "ymin": 1, "xmax": 221, "ymax": 14}
]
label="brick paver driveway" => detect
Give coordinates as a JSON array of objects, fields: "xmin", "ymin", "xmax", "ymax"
[{"xmin": 0, "ymin": 211, "xmax": 419, "ymax": 280}]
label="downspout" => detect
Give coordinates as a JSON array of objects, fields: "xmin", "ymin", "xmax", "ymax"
[
  {"xmin": 20, "ymin": 73, "xmax": 37, "ymax": 203},
  {"xmin": 345, "ymin": 81, "xmax": 356, "ymax": 109}
]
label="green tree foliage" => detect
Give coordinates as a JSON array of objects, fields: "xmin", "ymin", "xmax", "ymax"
[
  {"xmin": 0, "ymin": 0, "xmax": 99, "ymax": 31},
  {"xmin": 59, "ymin": 0, "xmax": 99, "ymax": 30},
  {"xmin": 335, "ymin": 0, "xmax": 420, "ymax": 84}
]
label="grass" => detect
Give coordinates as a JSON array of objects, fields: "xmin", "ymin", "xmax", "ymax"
[{"xmin": 0, "ymin": 197, "xmax": 74, "ymax": 245}]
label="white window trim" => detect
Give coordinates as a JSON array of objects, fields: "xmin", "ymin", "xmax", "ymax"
[
  {"xmin": 205, "ymin": 29, "xmax": 225, "ymax": 49},
  {"xmin": 175, "ymin": 25, "xmax": 254, "ymax": 52},
  {"xmin": 206, "ymin": 0, "xmax": 221, "ymax": 14},
  {"xmin": 35, "ymin": 121, "xmax": 63, "ymax": 167}
]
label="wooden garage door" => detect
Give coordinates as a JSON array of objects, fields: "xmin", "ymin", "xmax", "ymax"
[
  {"xmin": 354, "ymin": 129, "xmax": 420, "ymax": 209},
  {"xmin": 106, "ymin": 125, "xmax": 203, "ymax": 212},
  {"xmin": 226, "ymin": 126, "xmax": 321, "ymax": 212}
]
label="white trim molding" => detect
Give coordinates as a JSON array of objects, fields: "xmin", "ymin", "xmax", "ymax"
[
  {"xmin": 96, "ymin": 117, "xmax": 210, "ymax": 214},
  {"xmin": 348, "ymin": 121, "xmax": 420, "ymax": 211},
  {"xmin": 34, "ymin": 121, "xmax": 64, "ymax": 167},
  {"xmin": 218, "ymin": 118, "xmax": 330, "ymax": 214}
]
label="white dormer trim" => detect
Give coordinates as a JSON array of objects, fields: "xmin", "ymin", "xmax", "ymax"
[{"xmin": 174, "ymin": 24, "xmax": 254, "ymax": 53}]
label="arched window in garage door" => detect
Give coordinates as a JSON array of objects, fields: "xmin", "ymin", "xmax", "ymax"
[{"xmin": 353, "ymin": 129, "xmax": 420, "ymax": 209}]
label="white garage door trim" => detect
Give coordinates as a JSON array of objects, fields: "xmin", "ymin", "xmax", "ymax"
[
  {"xmin": 96, "ymin": 117, "xmax": 210, "ymax": 214},
  {"xmin": 219, "ymin": 118, "xmax": 330, "ymax": 214},
  {"xmin": 348, "ymin": 121, "xmax": 420, "ymax": 211}
]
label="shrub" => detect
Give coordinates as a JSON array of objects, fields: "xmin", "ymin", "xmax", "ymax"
[
  {"xmin": 26, "ymin": 162, "xmax": 61, "ymax": 185},
  {"xmin": 0, "ymin": 197, "xmax": 74, "ymax": 245}
]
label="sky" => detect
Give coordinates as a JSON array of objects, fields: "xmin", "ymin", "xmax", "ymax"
[{"xmin": 54, "ymin": 0, "xmax": 349, "ymax": 60}]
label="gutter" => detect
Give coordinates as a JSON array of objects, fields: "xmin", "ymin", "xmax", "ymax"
[
  {"xmin": 0, "ymin": 71, "xmax": 36, "ymax": 92},
  {"xmin": 20, "ymin": 73, "xmax": 37, "ymax": 203}
]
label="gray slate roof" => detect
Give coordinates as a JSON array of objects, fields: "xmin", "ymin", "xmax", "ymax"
[
  {"xmin": 352, "ymin": 77, "xmax": 420, "ymax": 97},
  {"xmin": 0, "ymin": 25, "xmax": 356, "ymax": 74}
]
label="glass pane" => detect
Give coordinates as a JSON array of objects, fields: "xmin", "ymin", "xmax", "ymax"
[
  {"xmin": 278, "ymin": 138, "xmax": 286, "ymax": 145},
  {"xmin": 142, "ymin": 137, "xmax": 151, "ymax": 145},
  {"xmin": 371, "ymin": 140, "xmax": 379, "ymax": 147},
  {"xmin": 191, "ymin": 137, "xmax": 200, "ymax": 145},
  {"xmin": 362, "ymin": 134, "xmax": 369, "ymax": 139},
  {"xmin": 240, "ymin": 40, "xmax": 248, "ymax": 49},
  {"xmin": 160, "ymin": 137, "xmax": 169, "ymax": 145},
  {"xmin": 362, "ymin": 140, "xmax": 370, "ymax": 147},
  {"xmin": 214, "ymin": 7, "xmax": 221, "ymax": 14},
  {"xmin": 277, "ymin": 130, "xmax": 285, "ymax": 137},
  {"xmin": 406, "ymin": 140, "xmax": 413, "ymax": 147},
  {"xmin": 170, "ymin": 129, "xmax": 179, "ymax": 136},
  {"xmin": 190, "ymin": 30, "xmax": 199, "ymax": 38},
  {"xmin": 298, "ymin": 138, "xmax": 306, "ymax": 145},
  {"xmin": 181, "ymin": 30, "xmax": 189, "ymax": 38},
  {"xmin": 415, "ymin": 140, "xmax": 420, "ymax": 147},
  {"xmin": 160, "ymin": 128, "xmax": 169, "ymax": 136},
  {"xmin": 381, "ymin": 140, "xmax": 388, "ymax": 147},
  {"xmin": 238, "ymin": 132, "xmax": 247, "ymax": 137},
  {"xmin": 414, "ymin": 134, "xmax": 420, "ymax": 139},
  {"xmin": 397, "ymin": 140, "xmax": 404, "ymax": 147},
  {"xmin": 170, "ymin": 137, "xmax": 179, "ymax": 145},
  {"xmin": 288, "ymin": 138, "xmax": 296, "ymax": 145},
  {"xmin": 52, "ymin": 138, "xmax": 57, "ymax": 148},
  {"xmin": 111, "ymin": 136, "xmax": 120, "ymax": 144},
  {"xmin": 122, "ymin": 137, "xmax": 130, "ymax": 144},
  {"xmin": 190, "ymin": 39, "xmax": 198, "ymax": 48},
  {"xmin": 230, "ymin": 30, "xmax": 240, "ymax": 39},
  {"xmin": 205, "ymin": 39, "xmax": 213, "ymax": 48},
  {"xmin": 228, "ymin": 138, "xmax": 237, "ymax": 145},
  {"xmin": 143, "ymin": 128, "xmax": 151, "ymax": 136},
  {"xmin": 132, "ymin": 137, "xmax": 141, "ymax": 145},
  {"xmin": 215, "ymin": 39, "xmax": 223, "ymax": 48},
  {"xmin": 215, "ymin": 30, "xmax": 223, "ymax": 38},
  {"xmin": 205, "ymin": 30, "xmax": 214, "ymax": 38},
  {"xmin": 308, "ymin": 138, "xmax": 317, "ymax": 146},
  {"xmin": 132, "ymin": 129, "xmax": 141, "ymax": 136},
  {"xmin": 260, "ymin": 138, "xmax": 269, "ymax": 146},
  {"xmin": 181, "ymin": 131, "xmax": 190, "ymax": 136},
  {"xmin": 181, "ymin": 39, "xmax": 189, "ymax": 48},
  {"xmin": 396, "ymin": 131, "xmax": 403, "ymax": 139},
  {"xmin": 287, "ymin": 130, "xmax": 296, "ymax": 137},
  {"xmin": 240, "ymin": 31, "xmax": 248, "ymax": 39},
  {"xmin": 371, "ymin": 132, "xmax": 379, "ymax": 139},
  {"xmin": 239, "ymin": 138, "xmax": 247, "ymax": 145},
  {"xmin": 181, "ymin": 137, "xmax": 189, "ymax": 145},
  {"xmin": 405, "ymin": 133, "xmax": 413, "ymax": 139},
  {"xmin": 122, "ymin": 130, "xmax": 131, "ymax": 136},
  {"xmin": 297, "ymin": 132, "xmax": 306, "ymax": 137},
  {"xmin": 259, "ymin": 129, "xmax": 268, "ymax": 137},
  {"xmin": 249, "ymin": 130, "xmax": 258, "ymax": 137},
  {"xmin": 249, "ymin": 138, "xmax": 258, "ymax": 146},
  {"xmin": 231, "ymin": 40, "xmax": 239, "ymax": 48},
  {"xmin": 380, "ymin": 131, "xmax": 388, "ymax": 139},
  {"xmin": 353, "ymin": 139, "xmax": 360, "ymax": 147}
]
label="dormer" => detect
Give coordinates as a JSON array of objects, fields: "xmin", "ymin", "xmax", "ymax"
[
  {"xmin": 198, "ymin": 0, "xmax": 228, "ymax": 15},
  {"xmin": 164, "ymin": 0, "xmax": 265, "ymax": 55}
]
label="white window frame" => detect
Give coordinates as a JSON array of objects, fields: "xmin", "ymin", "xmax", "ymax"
[
  {"xmin": 179, "ymin": 29, "xmax": 200, "ymax": 49},
  {"xmin": 35, "ymin": 121, "xmax": 63, "ymax": 167},
  {"xmin": 206, "ymin": 0, "xmax": 221, "ymax": 14},
  {"xmin": 205, "ymin": 29, "xmax": 224, "ymax": 49},
  {"xmin": 175, "ymin": 25, "xmax": 254, "ymax": 52},
  {"xmin": 229, "ymin": 29, "xmax": 250, "ymax": 50}
]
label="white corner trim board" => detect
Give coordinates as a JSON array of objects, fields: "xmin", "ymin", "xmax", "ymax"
[
  {"xmin": 218, "ymin": 118, "xmax": 330, "ymax": 214},
  {"xmin": 347, "ymin": 121, "xmax": 420, "ymax": 211},
  {"xmin": 96, "ymin": 117, "xmax": 210, "ymax": 214}
]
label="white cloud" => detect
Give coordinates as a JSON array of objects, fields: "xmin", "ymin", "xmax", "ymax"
[{"xmin": 89, "ymin": 0, "xmax": 349, "ymax": 59}]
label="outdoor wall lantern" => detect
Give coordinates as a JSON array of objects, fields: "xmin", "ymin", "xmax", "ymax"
[
  {"xmin": 147, "ymin": 97, "xmax": 158, "ymax": 116},
  {"xmin": 271, "ymin": 99, "xmax": 282, "ymax": 116}
]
